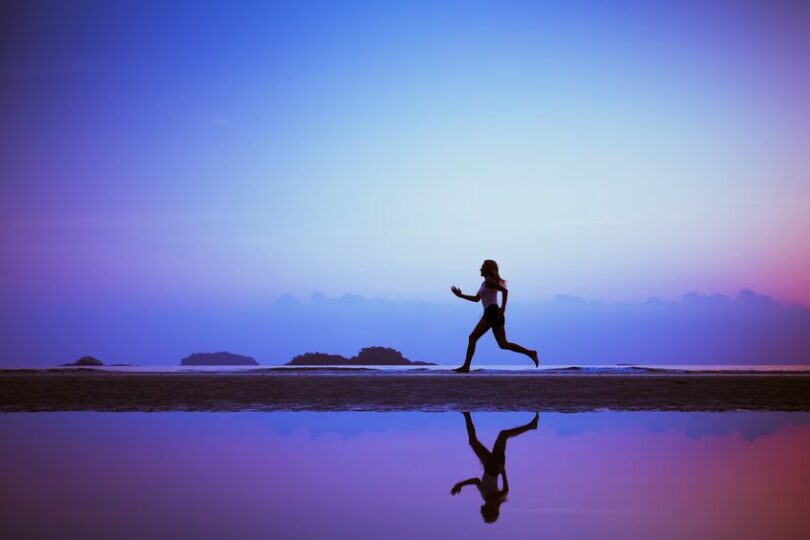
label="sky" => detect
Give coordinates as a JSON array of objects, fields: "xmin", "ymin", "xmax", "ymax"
[{"xmin": 1, "ymin": 1, "xmax": 809, "ymax": 364}]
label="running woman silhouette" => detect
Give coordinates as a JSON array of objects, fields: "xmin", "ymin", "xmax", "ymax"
[
  {"xmin": 450, "ymin": 259, "xmax": 539, "ymax": 373},
  {"xmin": 450, "ymin": 411, "xmax": 539, "ymax": 523}
]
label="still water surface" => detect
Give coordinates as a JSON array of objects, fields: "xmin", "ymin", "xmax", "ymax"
[{"xmin": 1, "ymin": 411, "xmax": 809, "ymax": 539}]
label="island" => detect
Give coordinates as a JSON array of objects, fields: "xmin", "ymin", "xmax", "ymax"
[
  {"xmin": 61, "ymin": 355, "xmax": 104, "ymax": 367},
  {"xmin": 286, "ymin": 346, "xmax": 434, "ymax": 366},
  {"xmin": 180, "ymin": 352, "xmax": 259, "ymax": 366}
]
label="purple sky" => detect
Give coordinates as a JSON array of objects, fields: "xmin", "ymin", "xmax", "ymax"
[{"xmin": 1, "ymin": 1, "xmax": 808, "ymax": 364}]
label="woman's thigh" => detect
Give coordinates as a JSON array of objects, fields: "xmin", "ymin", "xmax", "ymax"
[{"xmin": 469, "ymin": 317, "xmax": 492, "ymax": 340}]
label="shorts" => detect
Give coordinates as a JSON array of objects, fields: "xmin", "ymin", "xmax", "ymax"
[
  {"xmin": 483, "ymin": 304, "xmax": 505, "ymax": 326},
  {"xmin": 484, "ymin": 452, "xmax": 506, "ymax": 476}
]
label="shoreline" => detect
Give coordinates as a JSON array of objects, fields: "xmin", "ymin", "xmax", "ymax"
[
  {"xmin": 3, "ymin": 363, "xmax": 809, "ymax": 375},
  {"xmin": 2, "ymin": 372, "xmax": 810, "ymax": 412}
]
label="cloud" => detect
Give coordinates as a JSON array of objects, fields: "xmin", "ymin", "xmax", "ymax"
[
  {"xmin": 737, "ymin": 288, "xmax": 779, "ymax": 308},
  {"xmin": 681, "ymin": 292, "xmax": 731, "ymax": 305},
  {"xmin": 2, "ymin": 289, "xmax": 808, "ymax": 366}
]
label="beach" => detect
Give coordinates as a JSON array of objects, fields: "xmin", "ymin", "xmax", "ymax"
[{"xmin": 2, "ymin": 370, "xmax": 809, "ymax": 412}]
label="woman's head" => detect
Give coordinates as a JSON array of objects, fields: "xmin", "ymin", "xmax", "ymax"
[
  {"xmin": 480, "ymin": 501, "xmax": 502, "ymax": 523},
  {"xmin": 480, "ymin": 259, "xmax": 505, "ymax": 285}
]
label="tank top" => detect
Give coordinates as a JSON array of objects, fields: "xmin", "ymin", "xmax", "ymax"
[
  {"xmin": 478, "ymin": 472, "xmax": 500, "ymax": 497},
  {"xmin": 478, "ymin": 281, "xmax": 503, "ymax": 308}
]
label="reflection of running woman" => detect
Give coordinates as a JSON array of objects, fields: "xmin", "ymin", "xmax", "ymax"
[
  {"xmin": 450, "ymin": 259, "xmax": 539, "ymax": 373},
  {"xmin": 450, "ymin": 412, "xmax": 539, "ymax": 523}
]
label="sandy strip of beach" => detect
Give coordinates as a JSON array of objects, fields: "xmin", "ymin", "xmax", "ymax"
[{"xmin": 2, "ymin": 371, "xmax": 809, "ymax": 412}]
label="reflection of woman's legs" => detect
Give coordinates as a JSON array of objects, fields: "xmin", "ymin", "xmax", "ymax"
[
  {"xmin": 458, "ymin": 318, "xmax": 492, "ymax": 371},
  {"xmin": 492, "ymin": 413, "xmax": 539, "ymax": 455},
  {"xmin": 491, "ymin": 325, "xmax": 538, "ymax": 366},
  {"xmin": 463, "ymin": 412, "xmax": 491, "ymax": 464}
]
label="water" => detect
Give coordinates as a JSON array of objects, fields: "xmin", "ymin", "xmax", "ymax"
[
  {"xmin": 2, "ymin": 411, "xmax": 809, "ymax": 539},
  {"xmin": 15, "ymin": 363, "xmax": 810, "ymax": 374}
]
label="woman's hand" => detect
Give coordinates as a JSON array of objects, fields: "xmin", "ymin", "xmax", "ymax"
[
  {"xmin": 450, "ymin": 483, "xmax": 463, "ymax": 495},
  {"xmin": 450, "ymin": 286, "xmax": 462, "ymax": 297}
]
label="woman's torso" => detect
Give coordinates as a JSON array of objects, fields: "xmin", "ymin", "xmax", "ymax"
[
  {"xmin": 478, "ymin": 281, "xmax": 503, "ymax": 308},
  {"xmin": 478, "ymin": 472, "xmax": 500, "ymax": 498}
]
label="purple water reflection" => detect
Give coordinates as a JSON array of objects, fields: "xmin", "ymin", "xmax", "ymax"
[{"xmin": 1, "ymin": 412, "xmax": 809, "ymax": 539}]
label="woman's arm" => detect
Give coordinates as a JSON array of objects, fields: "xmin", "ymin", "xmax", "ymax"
[
  {"xmin": 450, "ymin": 477, "xmax": 481, "ymax": 495},
  {"xmin": 451, "ymin": 286, "xmax": 480, "ymax": 302}
]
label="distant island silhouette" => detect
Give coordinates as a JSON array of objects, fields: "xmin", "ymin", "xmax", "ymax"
[
  {"xmin": 62, "ymin": 355, "xmax": 104, "ymax": 367},
  {"xmin": 286, "ymin": 346, "xmax": 434, "ymax": 366},
  {"xmin": 180, "ymin": 352, "xmax": 259, "ymax": 366}
]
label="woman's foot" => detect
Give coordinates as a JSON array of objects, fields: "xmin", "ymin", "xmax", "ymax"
[
  {"xmin": 528, "ymin": 413, "xmax": 539, "ymax": 429},
  {"xmin": 453, "ymin": 365, "xmax": 470, "ymax": 373},
  {"xmin": 530, "ymin": 350, "xmax": 539, "ymax": 368}
]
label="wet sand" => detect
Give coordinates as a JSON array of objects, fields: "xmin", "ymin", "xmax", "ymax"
[{"xmin": 2, "ymin": 371, "xmax": 809, "ymax": 412}]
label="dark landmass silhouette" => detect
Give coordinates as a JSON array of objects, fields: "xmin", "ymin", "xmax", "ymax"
[
  {"xmin": 287, "ymin": 352, "xmax": 350, "ymax": 366},
  {"xmin": 287, "ymin": 346, "xmax": 434, "ymax": 366},
  {"xmin": 61, "ymin": 355, "xmax": 104, "ymax": 366},
  {"xmin": 180, "ymin": 352, "xmax": 259, "ymax": 366},
  {"xmin": 353, "ymin": 346, "xmax": 434, "ymax": 365}
]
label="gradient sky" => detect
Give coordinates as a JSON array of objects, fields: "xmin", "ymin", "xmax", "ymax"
[{"xmin": 2, "ymin": 0, "xmax": 809, "ymax": 312}]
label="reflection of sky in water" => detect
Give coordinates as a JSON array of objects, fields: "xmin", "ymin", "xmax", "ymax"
[
  {"xmin": 264, "ymin": 411, "xmax": 810, "ymax": 441},
  {"xmin": 2, "ymin": 412, "xmax": 809, "ymax": 539}
]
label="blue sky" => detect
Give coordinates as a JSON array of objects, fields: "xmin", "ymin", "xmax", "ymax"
[{"xmin": 1, "ymin": 1, "xmax": 809, "ymax": 364}]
